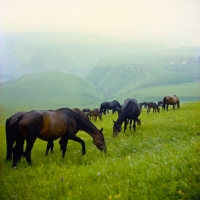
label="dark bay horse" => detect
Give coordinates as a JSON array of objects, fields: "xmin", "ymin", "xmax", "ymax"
[
  {"xmin": 6, "ymin": 110, "xmax": 63, "ymax": 162},
  {"xmin": 9, "ymin": 108, "xmax": 107, "ymax": 167},
  {"xmin": 146, "ymin": 102, "xmax": 160, "ymax": 113},
  {"xmin": 100, "ymin": 100, "xmax": 122, "ymax": 115},
  {"xmin": 162, "ymin": 95, "xmax": 180, "ymax": 111},
  {"xmin": 89, "ymin": 109, "xmax": 102, "ymax": 121},
  {"xmin": 113, "ymin": 98, "xmax": 141, "ymax": 137}
]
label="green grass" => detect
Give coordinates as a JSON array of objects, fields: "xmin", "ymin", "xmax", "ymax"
[{"xmin": 0, "ymin": 102, "xmax": 200, "ymax": 199}]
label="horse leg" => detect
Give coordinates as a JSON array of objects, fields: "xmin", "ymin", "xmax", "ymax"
[
  {"xmin": 6, "ymin": 140, "xmax": 14, "ymax": 161},
  {"xmin": 129, "ymin": 119, "xmax": 132, "ymax": 130},
  {"xmin": 12, "ymin": 137, "xmax": 24, "ymax": 167},
  {"xmin": 69, "ymin": 135, "xmax": 86, "ymax": 155},
  {"xmin": 133, "ymin": 119, "xmax": 136, "ymax": 132},
  {"xmin": 124, "ymin": 119, "xmax": 128, "ymax": 132},
  {"xmin": 60, "ymin": 138, "xmax": 69, "ymax": 158},
  {"xmin": 45, "ymin": 140, "xmax": 54, "ymax": 156},
  {"xmin": 24, "ymin": 137, "xmax": 37, "ymax": 166}
]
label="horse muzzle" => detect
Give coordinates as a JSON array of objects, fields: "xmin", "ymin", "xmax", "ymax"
[{"xmin": 113, "ymin": 130, "xmax": 119, "ymax": 137}]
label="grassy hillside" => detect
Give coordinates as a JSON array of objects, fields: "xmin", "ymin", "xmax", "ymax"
[
  {"xmin": 0, "ymin": 72, "xmax": 199, "ymax": 119},
  {"xmin": 0, "ymin": 72, "xmax": 104, "ymax": 117},
  {"xmin": 86, "ymin": 48, "xmax": 200, "ymax": 99},
  {"xmin": 0, "ymin": 102, "xmax": 199, "ymax": 199}
]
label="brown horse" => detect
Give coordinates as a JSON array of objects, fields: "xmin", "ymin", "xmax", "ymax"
[
  {"xmin": 9, "ymin": 108, "xmax": 106, "ymax": 167},
  {"xmin": 89, "ymin": 109, "xmax": 102, "ymax": 121},
  {"xmin": 162, "ymin": 95, "xmax": 180, "ymax": 111}
]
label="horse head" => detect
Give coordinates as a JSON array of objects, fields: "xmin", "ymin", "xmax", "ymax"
[
  {"xmin": 137, "ymin": 118, "xmax": 141, "ymax": 126},
  {"xmin": 177, "ymin": 99, "xmax": 180, "ymax": 109},
  {"xmin": 93, "ymin": 128, "xmax": 107, "ymax": 153},
  {"xmin": 112, "ymin": 120, "xmax": 121, "ymax": 137}
]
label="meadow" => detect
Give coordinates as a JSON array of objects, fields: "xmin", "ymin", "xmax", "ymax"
[{"xmin": 0, "ymin": 102, "xmax": 200, "ymax": 200}]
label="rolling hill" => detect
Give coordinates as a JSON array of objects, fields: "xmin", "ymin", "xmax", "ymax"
[
  {"xmin": 85, "ymin": 48, "xmax": 200, "ymax": 101},
  {"xmin": 0, "ymin": 32, "xmax": 166, "ymax": 83},
  {"xmin": 0, "ymin": 72, "xmax": 105, "ymax": 115}
]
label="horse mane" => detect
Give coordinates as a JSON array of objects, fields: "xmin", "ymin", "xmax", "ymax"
[{"xmin": 73, "ymin": 110, "xmax": 99, "ymax": 134}]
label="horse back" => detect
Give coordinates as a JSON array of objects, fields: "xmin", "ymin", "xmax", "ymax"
[
  {"xmin": 121, "ymin": 98, "xmax": 141, "ymax": 118},
  {"xmin": 18, "ymin": 110, "xmax": 68, "ymax": 141}
]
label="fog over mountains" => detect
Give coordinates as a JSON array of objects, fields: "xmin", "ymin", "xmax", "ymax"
[{"xmin": 0, "ymin": 32, "xmax": 168, "ymax": 83}]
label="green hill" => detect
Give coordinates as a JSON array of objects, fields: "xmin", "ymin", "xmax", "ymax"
[
  {"xmin": 0, "ymin": 42, "xmax": 199, "ymax": 113},
  {"xmin": 0, "ymin": 72, "xmax": 104, "ymax": 114},
  {"xmin": 85, "ymin": 48, "xmax": 200, "ymax": 101}
]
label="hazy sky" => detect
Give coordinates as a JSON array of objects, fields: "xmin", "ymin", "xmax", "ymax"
[{"xmin": 0, "ymin": 0, "xmax": 200, "ymax": 45}]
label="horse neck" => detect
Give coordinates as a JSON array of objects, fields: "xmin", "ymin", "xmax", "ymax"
[
  {"xmin": 75, "ymin": 114, "xmax": 98, "ymax": 138},
  {"xmin": 116, "ymin": 110, "xmax": 127, "ymax": 125}
]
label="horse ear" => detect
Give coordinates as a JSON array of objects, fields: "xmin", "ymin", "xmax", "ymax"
[
  {"xmin": 100, "ymin": 127, "xmax": 103, "ymax": 133},
  {"xmin": 113, "ymin": 120, "xmax": 116, "ymax": 124}
]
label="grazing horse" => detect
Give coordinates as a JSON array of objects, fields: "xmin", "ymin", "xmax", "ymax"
[
  {"xmin": 146, "ymin": 102, "xmax": 160, "ymax": 113},
  {"xmin": 113, "ymin": 98, "xmax": 141, "ymax": 137},
  {"xmin": 5, "ymin": 110, "xmax": 64, "ymax": 162},
  {"xmin": 162, "ymin": 95, "xmax": 180, "ymax": 111},
  {"xmin": 139, "ymin": 102, "xmax": 147, "ymax": 109},
  {"xmin": 88, "ymin": 109, "xmax": 102, "ymax": 121},
  {"xmin": 100, "ymin": 100, "xmax": 122, "ymax": 115},
  {"xmin": 9, "ymin": 108, "xmax": 107, "ymax": 167}
]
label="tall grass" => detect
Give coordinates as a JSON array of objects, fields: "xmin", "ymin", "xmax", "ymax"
[{"xmin": 0, "ymin": 102, "xmax": 200, "ymax": 199}]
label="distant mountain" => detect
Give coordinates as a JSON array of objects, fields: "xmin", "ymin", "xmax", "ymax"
[
  {"xmin": 85, "ymin": 47, "xmax": 200, "ymax": 98},
  {"xmin": 0, "ymin": 32, "xmax": 167, "ymax": 83}
]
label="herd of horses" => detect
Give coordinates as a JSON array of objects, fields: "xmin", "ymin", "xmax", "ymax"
[{"xmin": 5, "ymin": 95, "xmax": 180, "ymax": 167}]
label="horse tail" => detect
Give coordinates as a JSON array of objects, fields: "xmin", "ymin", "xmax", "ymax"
[
  {"xmin": 162, "ymin": 97, "xmax": 166, "ymax": 110},
  {"xmin": 5, "ymin": 114, "xmax": 24, "ymax": 161},
  {"xmin": 5, "ymin": 117, "xmax": 12, "ymax": 161},
  {"xmin": 100, "ymin": 103, "xmax": 105, "ymax": 115},
  {"xmin": 100, "ymin": 103, "xmax": 103, "ymax": 114}
]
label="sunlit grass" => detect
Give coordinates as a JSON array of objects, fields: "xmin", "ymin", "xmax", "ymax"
[{"xmin": 0, "ymin": 102, "xmax": 200, "ymax": 199}]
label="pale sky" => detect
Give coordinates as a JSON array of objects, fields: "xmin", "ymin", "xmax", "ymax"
[{"xmin": 0, "ymin": 0, "xmax": 200, "ymax": 45}]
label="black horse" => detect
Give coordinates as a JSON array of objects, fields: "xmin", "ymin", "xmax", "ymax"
[
  {"xmin": 139, "ymin": 102, "xmax": 147, "ymax": 109},
  {"xmin": 146, "ymin": 102, "xmax": 160, "ymax": 113},
  {"xmin": 113, "ymin": 98, "xmax": 141, "ymax": 137},
  {"xmin": 7, "ymin": 108, "xmax": 107, "ymax": 167},
  {"xmin": 100, "ymin": 100, "xmax": 122, "ymax": 115}
]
